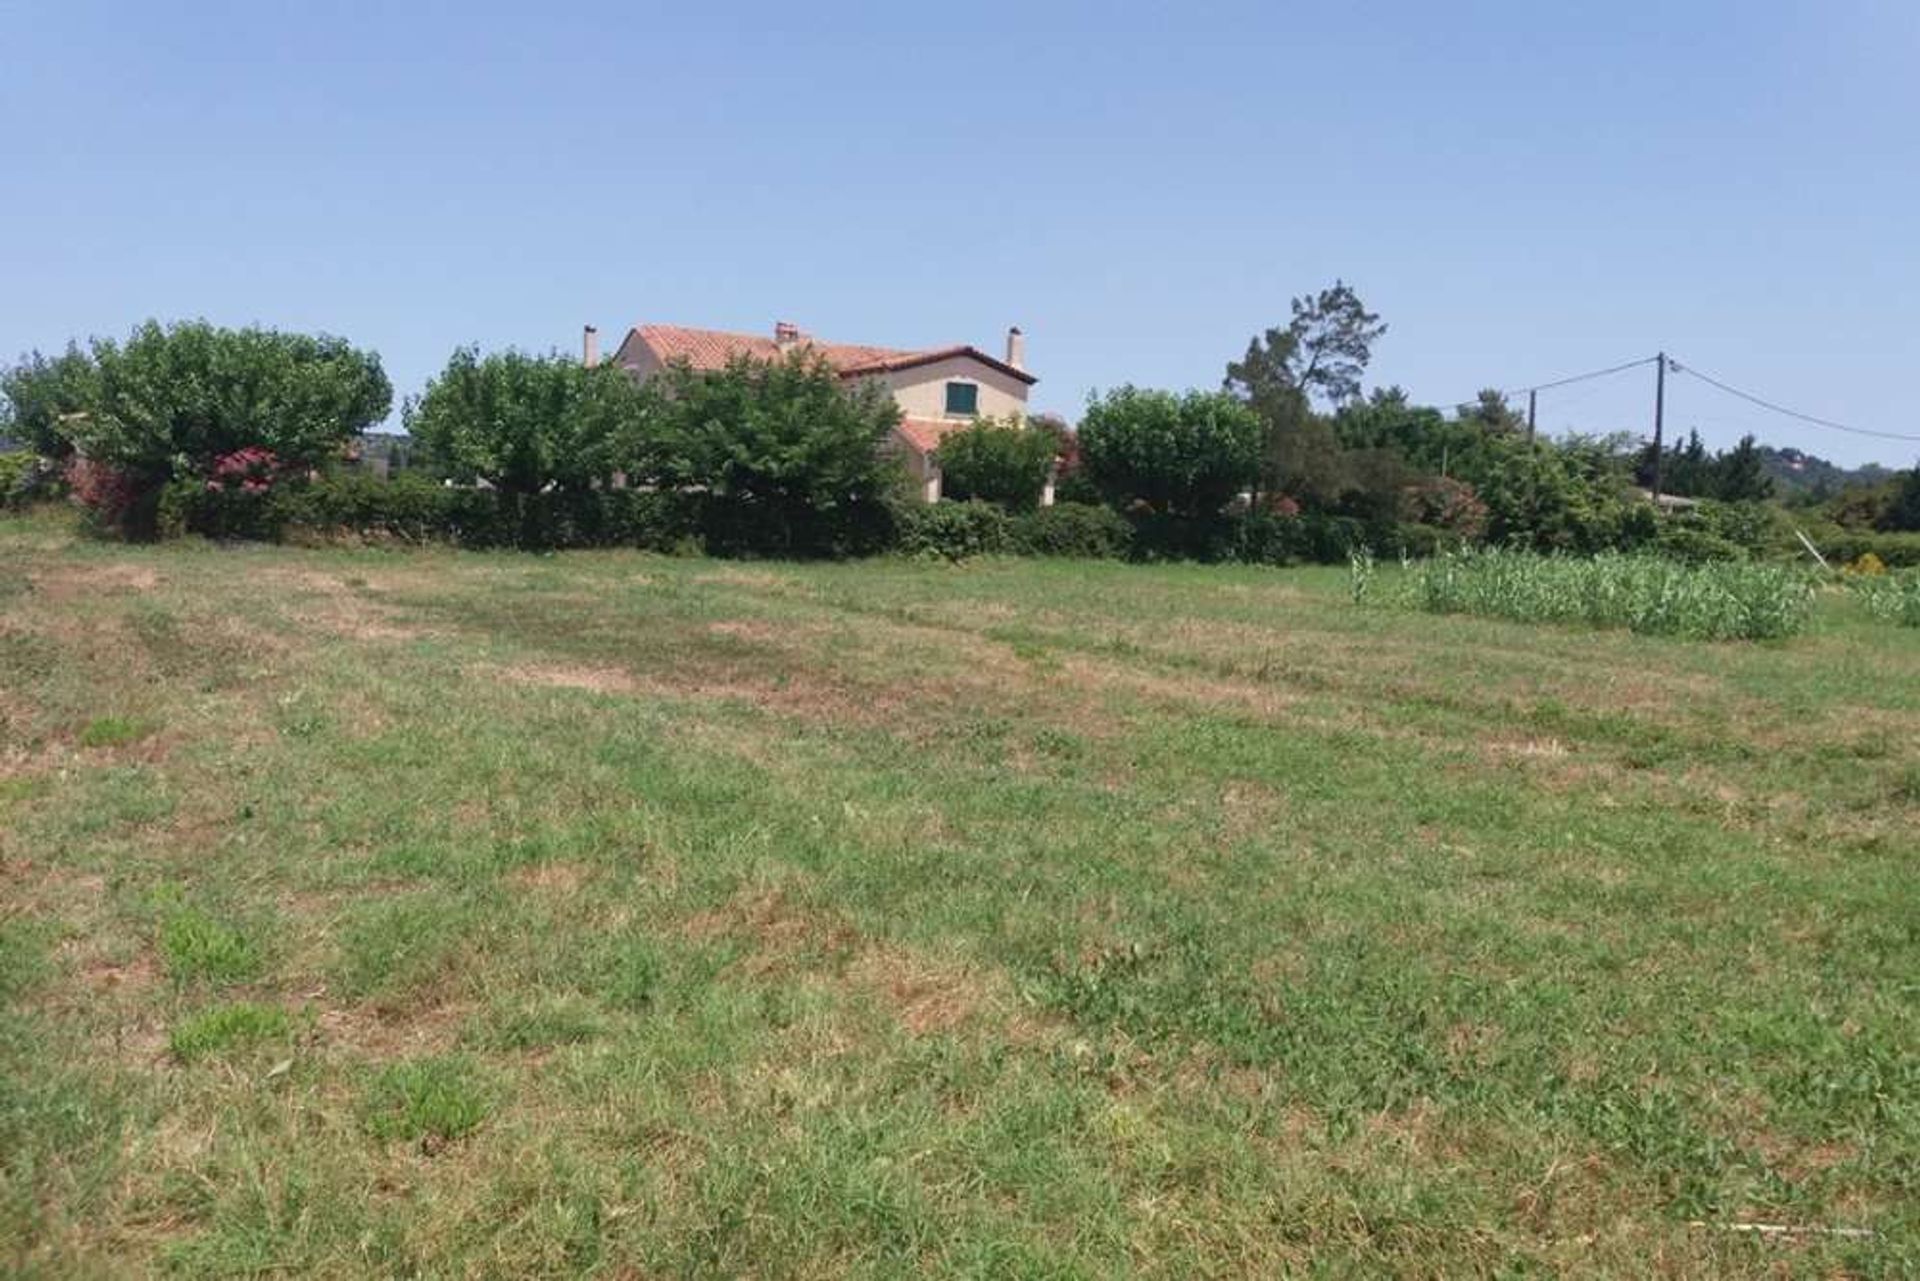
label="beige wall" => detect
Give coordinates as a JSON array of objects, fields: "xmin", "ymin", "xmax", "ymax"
[
  {"xmin": 613, "ymin": 337, "xmax": 670, "ymax": 384},
  {"xmin": 865, "ymin": 355, "xmax": 1030, "ymax": 422}
]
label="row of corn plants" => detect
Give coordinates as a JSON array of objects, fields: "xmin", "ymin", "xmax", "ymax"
[
  {"xmin": 1355, "ymin": 547, "xmax": 1819, "ymax": 640},
  {"xmin": 1852, "ymin": 570, "xmax": 1920, "ymax": 627}
]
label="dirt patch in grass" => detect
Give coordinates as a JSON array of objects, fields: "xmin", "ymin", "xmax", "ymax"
[
  {"xmin": 487, "ymin": 661, "xmax": 641, "ymax": 696},
  {"xmin": 502, "ymin": 861, "xmax": 593, "ymax": 895},
  {"xmin": 847, "ymin": 945, "xmax": 989, "ymax": 1037},
  {"xmin": 27, "ymin": 563, "xmax": 161, "ymax": 601},
  {"xmin": 685, "ymin": 884, "xmax": 860, "ymax": 973},
  {"xmin": 317, "ymin": 998, "xmax": 475, "ymax": 1061}
]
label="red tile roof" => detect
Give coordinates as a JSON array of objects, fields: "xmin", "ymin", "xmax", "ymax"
[
  {"xmin": 623, "ymin": 324, "xmax": 1036, "ymax": 386},
  {"xmin": 895, "ymin": 416, "xmax": 974, "ymax": 455}
]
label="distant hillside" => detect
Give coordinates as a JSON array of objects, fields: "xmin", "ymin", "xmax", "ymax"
[{"xmin": 1758, "ymin": 446, "xmax": 1894, "ymax": 497}]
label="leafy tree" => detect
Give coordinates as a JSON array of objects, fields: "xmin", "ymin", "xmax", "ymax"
[
  {"xmin": 1458, "ymin": 389, "xmax": 1527, "ymax": 435},
  {"xmin": 638, "ymin": 351, "xmax": 904, "ymax": 556},
  {"xmin": 1879, "ymin": 463, "xmax": 1920, "ymax": 532},
  {"xmin": 1637, "ymin": 428, "xmax": 1711, "ymax": 496},
  {"xmin": 1077, "ymin": 386, "xmax": 1261, "ymax": 518},
  {"xmin": 72, "ymin": 321, "xmax": 390, "ymax": 482},
  {"xmin": 1704, "ymin": 434, "xmax": 1774, "ymax": 503},
  {"xmin": 405, "ymin": 347, "xmax": 638, "ymax": 495},
  {"xmin": 1, "ymin": 343, "xmax": 98, "ymax": 457},
  {"xmin": 1226, "ymin": 281, "xmax": 1387, "ymax": 503},
  {"xmin": 935, "ymin": 416, "xmax": 1056, "ymax": 511}
]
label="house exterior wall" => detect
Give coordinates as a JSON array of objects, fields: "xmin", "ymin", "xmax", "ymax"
[
  {"xmin": 864, "ymin": 356, "xmax": 1029, "ymax": 423},
  {"xmin": 612, "ymin": 337, "xmax": 670, "ymax": 383}
]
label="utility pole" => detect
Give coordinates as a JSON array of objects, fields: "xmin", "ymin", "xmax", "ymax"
[
  {"xmin": 1649, "ymin": 352, "xmax": 1667, "ymax": 502},
  {"xmin": 1526, "ymin": 389, "xmax": 1537, "ymax": 446}
]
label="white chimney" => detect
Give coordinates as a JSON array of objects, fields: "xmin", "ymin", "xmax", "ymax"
[
  {"xmin": 1005, "ymin": 325, "xmax": 1026, "ymax": 370},
  {"xmin": 582, "ymin": 325, "xmax": 599, "ymax": 369},
  {"xmin": 774, "ymin": 320, "xmax": 801, "ymax": 352}
]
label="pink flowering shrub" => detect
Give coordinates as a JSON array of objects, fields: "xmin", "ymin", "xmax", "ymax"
[
  {"xmin": 1399, "ymin": 475, "xmax": 1489, "ymax": 541},
  {"xmin": 66, "ymin": 456, "xmax": 156, "ymax": 535},
  {"xmin": 207, "ymin": 447, "xmax": 281, "ymax": 494}
]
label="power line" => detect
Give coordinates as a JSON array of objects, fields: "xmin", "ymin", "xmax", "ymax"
[
  {"xmin": 1509, "ymin": 354, "xmax": 1661, "ymax": 399},
  {"xmin": 1668, "ymin": 361, "xmax": 1920, "ymax": 444},
  {"xmin": 1441, "ymin": 354, "xmax": 1658, "ymax": 410}
]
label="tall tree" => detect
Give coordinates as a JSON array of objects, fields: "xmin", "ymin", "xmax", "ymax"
[
  {"xmin": 1, "ymin": 343, "xmax": 100, "ymax": 457},
  {"xmin": 1874, "ymin": 462, "xmax": 1920, "ymax": 532},
  {"xmin": 1459, "ymin": 389, "xmax": 1527, "ymax": 435},
  {"xmin": 1704, "ymin": 434, "xmax": 1774, "ymax": 503},
  {"xmin": 1078, "ymin": 386, "xmax": 1261, "ymax": 518},
  {"xmin": 405, "ymin": 347, "xmax": 637, "ymax": 495},
  {"xmin": 1225, "ymin": 281, "xmax": 1387, "ymax": 504}
]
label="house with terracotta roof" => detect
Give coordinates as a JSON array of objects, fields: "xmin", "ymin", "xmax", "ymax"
[{"xmin": 588, "ymin": 320, "xmax": 1041, "ymax": 503}]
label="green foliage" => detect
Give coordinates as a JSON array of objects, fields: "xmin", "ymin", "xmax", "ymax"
[
  {"xmin": 158, "ymin": 905, "xmax": 264, "ymax": 986},
  {"xmin": 0, "ymin": 451, "xmax": 61, "ymax": 509},
  {"xmin": 1397, "ymin": 475, "xmax": 1488, "ymax": 542},
  {"xmin": 934, "ymin": 416, "xmax": 1056, "ymax": 511},
  {"xmin": 1649, "ymin": 499, "xmax": 1782, "ymax": 563},
  {"xmin": 1880, "ymin": 464, "xmax": 1920, "ymax": 532},
  {"xmin": 1460, "ymin": 435, "xmax": 1651, "ymax": 553},
  {"xmin": 1007, "ymin": 502, "xmax": 1132, "ymax": 559},
  {"xmin": 641, "ymin": 353, "xmax": 905, "ymax": 557},
  {"xmin": 890, "ymin": 499, "xmax": 1011, "ymax": 560},
  {"xmin": 1078, "ymin": 386, "xmax": 1261, "ymax": 518},
  {"xmin": 1396, "ymin": 548, "xmax": 1818, "ymax": 640},
  {"xmin": 170, "ymin": 1003, "xmax": 292, "ymax": 1062},
  {"xmin": 0, "ymin": 343, "xmax": 97, "ymax": 457},
  {"xmin": 159, "ymin": 470, "xmax": 705, "ymax": 551},
  {"xmin": 1854, "ymin": 570, "xmax": 1920, "ymax": 627},
  {"xmin": 1639, "ymin": 431, "xmax": 1776, "ymax": 502},
  {"xmin": 1227, "ymin": 282, "xmax": 1386, "ymax": 502},
  {"xmin": 404, "ymin": 348, "xmax": 642, "ymax": 495},
  {"xmin": 74, "ymin": 321, "xmax": 390, "ymax": 479},
  {"xmin": 1809, "ymin": 527, "xmax": 1920, "ymax": 568},
  {"xmin": 362, "ymin": 1056, "xmax": 494, "ymax": 1142}
]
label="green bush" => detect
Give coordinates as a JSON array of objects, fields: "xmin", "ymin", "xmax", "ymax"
[
  {"xmin": 1078, "ymin": 386, "xmax": 1262, "ymax": 519},
  {"xmin": 157, "ymin": 471, "xmax": 707, "ymax": 552},
  {"xmin": 641, "ymin": 352, "xmax": 906, "ymax": 558},
  {"xmin": 891, "ymin": 500, "xmax": 1012, "ymax": 560},
  {"xmin": 0, "ymin": 451, "xmax": 38, "ymax": 508},
  {"xmin": 404, "ymin": 348, "xmax": 639, "ymax": 495},
  {"xmin": 935, "ymin": 417, "xmax": 1057, "ymax": 511},
  {"xmin": 1007, "ymin": 503, "xmax": 1130, "ymax": 558},
  {"xmin": 1811, "ymin": 529, "xmax": 1920, "ymax": 569}
]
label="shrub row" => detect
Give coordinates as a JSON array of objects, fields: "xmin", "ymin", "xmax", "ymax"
[
  {"xmin": 891, "ymin": 501, "xmax": 1133, "ymax": 560},
  {"xmin": 160, "ymin": 474, "xmax": 704, "ymax": 552},
  {"xmin": 1811, "ymin": 528, "xmax": 1920, "ymax": 569}
]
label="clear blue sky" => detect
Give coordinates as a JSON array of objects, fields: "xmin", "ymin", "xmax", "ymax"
[{"xmin": 4, "ymin": 1, "xmax": 1916, "ymax": 466}]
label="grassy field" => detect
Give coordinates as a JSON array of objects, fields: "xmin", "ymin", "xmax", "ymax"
[{"xmin": 2, "ymin": 509, "xmax": 1915, "ymax": 1277}]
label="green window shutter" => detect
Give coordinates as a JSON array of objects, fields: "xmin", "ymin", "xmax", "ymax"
[{"xmin": 945, "ymin": 382, "xmax": 979, "ymax": 416}]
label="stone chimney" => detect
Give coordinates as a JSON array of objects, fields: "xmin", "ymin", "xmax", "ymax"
[
  {"xmin": 582, "ymin": 325, "xmax": 599, "ymax": 369},
  {"xmin": 774, "ymin": 321, "xmax": 802, "ymax": 352},
  {"xmin": 1005, "ymin": 325, "xmax": 1026, "ymax": 371}
]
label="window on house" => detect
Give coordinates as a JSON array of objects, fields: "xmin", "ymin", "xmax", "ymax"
[{"xmin": 944, "ymin": 381, "xmax": 979, "ymax": 416}]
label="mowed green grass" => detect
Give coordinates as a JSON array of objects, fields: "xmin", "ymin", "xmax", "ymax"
[{"xmin": 1, "ymin": 509, "xmax": 1914, "ymax": 1277}]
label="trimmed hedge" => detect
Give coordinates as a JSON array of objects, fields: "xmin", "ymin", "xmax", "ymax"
[
  {"xmin": 161, "ymin": 473, "xmax": 704, "ymax": 552},
  {"xmin": 1813, "ymin": 529, "xmax": 1920, "ymax": 569},
  {"xmin": 891, "ymin": 500, "xmax": 1012, "ymax": 560},
  {"xmin": 1009, "ymin": 503, "xmax": 1132, "ymax": 559}
]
